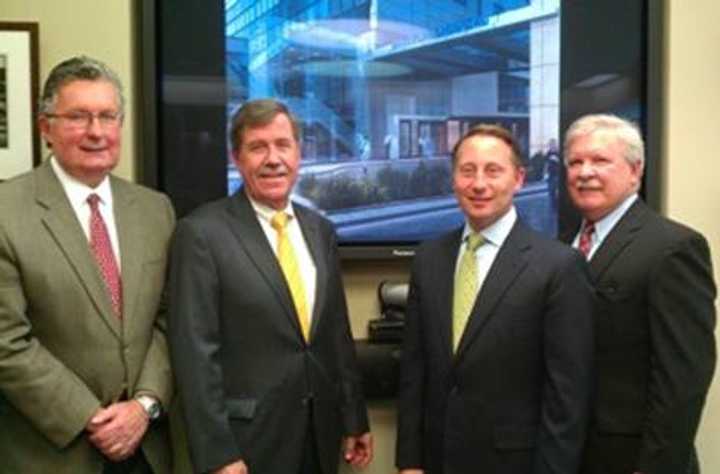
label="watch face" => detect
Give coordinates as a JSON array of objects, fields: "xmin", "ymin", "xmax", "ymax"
[
  {"xmin": 138, "ymin": 397, "xmax": 161, "ymax": 420},
  {"xmin": 148, "ymin": 402, "xmax": 161, "ymax": 420}
]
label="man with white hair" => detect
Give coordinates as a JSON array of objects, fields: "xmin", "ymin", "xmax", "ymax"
[{"xmin": 564, "ymin": 114, "xmax": 716, "ymax": 474}]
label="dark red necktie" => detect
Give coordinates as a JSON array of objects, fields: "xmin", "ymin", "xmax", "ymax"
[
  {"xmin": 578, "ymin": 221, "xmax": 595, "ymax": 259},
  {"xmin": 87, "ymin": 194, "xmax": 123, "ymax": 319}
]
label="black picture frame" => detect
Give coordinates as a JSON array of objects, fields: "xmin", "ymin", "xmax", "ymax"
[{"xmin": 0, "ymin": 22, "xmax": 40, "ymax": 180}]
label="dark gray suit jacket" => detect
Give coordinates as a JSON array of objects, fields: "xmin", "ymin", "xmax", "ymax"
[
  {"xmin": 396, "ymin": 219, "xmax": 595, "ymax": 474},
  {"xmin": 168, "ymin": 190, "xmax": 368, "ymax": 474},
  {"xmin": 569, "ymin": 200, "xmax": 716, "ymax": 474}
]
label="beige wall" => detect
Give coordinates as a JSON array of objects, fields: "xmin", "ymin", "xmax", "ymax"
[
  {"xmin": 3, "ymin": 0, "xmax": 720, "ymax": 472},
  {"xmin": 665, "ymin": 0, "xmax": 720, "ymax": 471},
  {"xmin": 3, "ymin": 0, "xmax": 136, "ymax": 179}
]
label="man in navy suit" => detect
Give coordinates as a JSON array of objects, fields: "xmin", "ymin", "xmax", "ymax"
[
  {"xmin": 168, "ymin": 99, "xmax": 372, "ymax": 474},
  {"xmin": 564, "ymin": 114, "xmax": 716, "ymax": 474},
  {"xmin": 396, "ymin": 124, "xmax": 595, "ymax": 474}
]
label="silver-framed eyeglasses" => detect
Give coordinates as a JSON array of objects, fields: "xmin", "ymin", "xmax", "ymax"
[{"xmin": 45, "ymin": 110, "xmax": 123, "ymax": 129}]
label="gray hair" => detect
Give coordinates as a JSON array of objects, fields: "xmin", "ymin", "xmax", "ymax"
[
  {"xmin": 229, "ymin": 99, "xmax": 300, "ymax": 151},
  {"xmin": 39, "ymin": 56, "xmax": 125, "ymax": 115},
  {"xmin": 564, "ymin": 114, "xmax": 645, "ymax": 168}
]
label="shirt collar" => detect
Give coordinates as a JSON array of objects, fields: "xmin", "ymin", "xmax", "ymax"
[
  {"xmin": 50, "ymin": 156, "xmax": 113, "ymax": 208},
  {"xmin": 461, "ymin": 206, "xmax": 517, "ymax": 248},
  {"xmin": 587, "ymin": 193, "xmax": 638, "ymax": 241},
  {"xmin": 245, "ymin": 190, "xmax": 296, "ymax": 224}
]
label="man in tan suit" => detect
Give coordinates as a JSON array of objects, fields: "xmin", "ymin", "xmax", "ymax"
[{"xmin": 0, "ymin": 56, "xmax": 175, "ymax": 473}]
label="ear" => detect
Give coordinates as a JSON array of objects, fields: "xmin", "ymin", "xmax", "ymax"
[
  {"xmin": 629, "ymin": 159, "xmax": 644, "ymax": 187},
  {"xmin": 514, "ymin": 165, "xmax": 526, "ymax": 190},
  {"xmin": 38, "ymin": 115, "xmax": 52, "ymax": 148},
  {"xmin": 231, "ymin": 148, "xmax": 246, "ymax": 174}
]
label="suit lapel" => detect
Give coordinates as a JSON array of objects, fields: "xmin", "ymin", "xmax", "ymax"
[
  {"xmin": 294, "ymin": 207, "xmax": 325, "ymax": 341},
  {"xmin": 34, "ymin": 163, "xmax": 121, "ymax": 338},
  {"xmin": 455, "ymin": 221, "xmax": 530, "ymax": 361},
  {"xmin": 112, "ymin": 178, "xmax": 143, "ymax": 335},
  {"xmin": 225, "ymin": 191, "xmax": 305, "ymax": 340},
  {"xmin": 588, "ymin": 200, "xmax": 646, "ymax": 280}
]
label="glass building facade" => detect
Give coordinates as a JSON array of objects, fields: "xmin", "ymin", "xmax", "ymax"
[{"xmin": 225, "ymin": 0, "xmax": 559, "ymax": 241}]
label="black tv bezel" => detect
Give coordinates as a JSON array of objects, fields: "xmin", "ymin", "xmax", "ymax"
[{"xmin": 135, "ymin": 0, "xmax": 664, "ymax": 261}]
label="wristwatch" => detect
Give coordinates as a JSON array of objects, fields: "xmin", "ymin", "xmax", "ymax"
[{"xmin": 136, "ymin": 395, "xmax": 162, "ymax": 421}]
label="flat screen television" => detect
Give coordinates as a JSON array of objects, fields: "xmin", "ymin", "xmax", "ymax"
[{"xmin": 137, "ymin": 0, "xmax": 663, "ymax": 259}]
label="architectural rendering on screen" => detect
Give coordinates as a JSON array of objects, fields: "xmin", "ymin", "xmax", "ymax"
[{"xmin": 225, "ymin": 0, "xmax": 560, "ymax": 242}]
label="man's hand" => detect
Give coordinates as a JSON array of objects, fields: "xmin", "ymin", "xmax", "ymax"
[
  {"xmin": 398, "ymin": 470, "xmax": 424, "ymax": 474},
  {"xmin": 86, "ymin": 400, "xmax": 149, "ymax": 462},
  {"xmin": 211, "ymin": 460, "xmax": 248, "ymax": 474},
  {"xmin": 343, "ymin": 432, "xmax": 373, "ymax": 468}
]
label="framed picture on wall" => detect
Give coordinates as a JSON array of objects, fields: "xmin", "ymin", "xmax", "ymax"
[{"xmin": 0, "ymin": 22, "xmax": 40, "ymax": 180}]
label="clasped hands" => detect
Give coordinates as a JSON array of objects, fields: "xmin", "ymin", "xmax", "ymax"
[{"xmin": 86, "ymin": 399, "xmax": 149, "ymax": 462}]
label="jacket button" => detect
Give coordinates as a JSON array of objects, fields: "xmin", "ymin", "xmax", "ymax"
[{"xmin": 302, "ymin": 392, "xmax": 314, "ymax": 405}]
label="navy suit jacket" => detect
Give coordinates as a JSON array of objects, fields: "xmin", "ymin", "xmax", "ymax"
[{"xmin": 397, "ymin": 219, "xmax": 595, "ymax": 474}]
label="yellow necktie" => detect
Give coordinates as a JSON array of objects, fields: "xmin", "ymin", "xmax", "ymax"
[
  {"xmin": 271, "ymin": 212, "xmax": 310, "ymax": 342},
  {"xmin": 452, "ymin": 232, "xmax": 484, "ymax": 351}
]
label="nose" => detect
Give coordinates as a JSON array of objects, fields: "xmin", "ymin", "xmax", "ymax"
[
  {"xmin": 471, "ymin": 171, "xmax": 487, "ymax": 191},
  {"xmin": 85, "ymin": 115, "xmax": 103, "ymax": 137},
  {"xmin": 264, "ymin": 145, "xmax": 285, "ymax": 165},
  {"xmin": 578, "ymin": 161, "xmax": 595, "ymax": 178}
]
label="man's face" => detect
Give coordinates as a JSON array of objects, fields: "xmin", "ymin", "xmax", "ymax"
[
  {"xmin": 232, "ymin": 113, "xmax": 300, "ymax": 210},
  {"xmin": 39, "ymin": 80, "xmax": 122, "ymax": 187},
  {"xmin": 566, "ymin": 131, "xmax": 642, "ymax": 222},
  {"xmin": 453, "ymin": 135, "xmax": 525, "ymax": 231}
]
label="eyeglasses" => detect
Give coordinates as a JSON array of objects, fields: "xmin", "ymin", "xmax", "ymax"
[{"xmin": 45, "ymin": 110, "xmax": 123, "ymax": 129}]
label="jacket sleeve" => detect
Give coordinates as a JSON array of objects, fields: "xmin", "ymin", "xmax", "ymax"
[
  {"xmin": 167, "ymin": 219, "xmax": 242, "ymax": 473},
  {"xmin": 327, "ymin": 228, "xmax": 370, "ymax": 436},
  {"xmin": 0, "ymin": 225, "xmax": 101, "ymax": 448},
  {"xmin": 636, "ymin": 233, "xmax": 716, "ymax": 473},
  {"xmin": 134, "ymin": 194, "xmax": 175, "ymax": 408},
  {"xmin": 395, "ymin": 255, "xmax": 426, "ymax": 470},
  {"xmin": 534, "ymin": 250, "xmax": 595, "ymax": 474}
]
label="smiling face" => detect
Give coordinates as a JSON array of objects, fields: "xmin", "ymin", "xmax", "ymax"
[
  {"xmin": 453, "ymin": 134, "xmax": 525, "ymax": 231},
  {"xmin": 232, "ymin": 113, "xmax": 300, "ymax": 209},
  {"xmin": 39, "ymin": 80, "xmax": 122, "ymax": 187},
  {"xmin": 566, "ymin": 130, "xmax": 643, "ymax": 222}
]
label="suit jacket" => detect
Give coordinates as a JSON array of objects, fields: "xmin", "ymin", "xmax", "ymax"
[
  {"xmin": 167, "ymin": 190, "xmax": 369, "ymax": 474},
  {"xmin": 0, "ymin": 162, "xmax": 176, "ymax": 473},
  {"xmin": 396, "ymin": 219, "xmax": 595, "ymax": 474},
  {"xmin": 566, "ymin": 200, "xmax": 717, "ymax": 474}
]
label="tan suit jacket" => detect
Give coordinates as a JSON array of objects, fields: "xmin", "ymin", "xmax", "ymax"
[{"xmin": 0, "ymin": 162, "xmax": 175, "ymax": 473}]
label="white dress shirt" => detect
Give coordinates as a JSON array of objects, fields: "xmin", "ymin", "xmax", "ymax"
[
  {"xmin": 248, "ymin": 194, "xmax": 317, "ymax": 323},
  {"xmin": 455, "ymin": 206, "xmax": 518, "ymax": 293},
  {"xmin": 572, "ymin": 193, "xmax": 638, "ymax": 261},
  {"xmin": 50, "ymin": 157, "xmax": 121, "ymax": 270}
]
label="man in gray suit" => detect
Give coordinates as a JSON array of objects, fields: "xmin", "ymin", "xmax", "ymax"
[
  {"xmin": 168, "ymin": 99, "xmax": 372, "ymax": 474},
  {"xmin": 0, "ymin": 56, "xmax": 175, "ymax": 473}
]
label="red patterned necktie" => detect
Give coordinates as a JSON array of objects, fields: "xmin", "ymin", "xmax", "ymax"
[
  {"xmin": 578, "ymin": 221, "xmax": 595, "ymax": 259},
  {"xmin": 87, "ymin": 194, "xmax": 123, "ymax": 319}
]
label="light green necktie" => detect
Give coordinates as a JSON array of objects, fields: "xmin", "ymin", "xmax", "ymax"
[
  {"xmin": 453, "ymin": 232, "xmax": 484, "ymax": 351},
  {"xmin": 271, "ymin": 212, "xmax": 310, "ymax": 342}
]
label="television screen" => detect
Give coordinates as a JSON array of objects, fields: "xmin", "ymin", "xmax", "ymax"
[
  {"xmin": 224, "ymin": 0, "xmax": 556, "ymax": 245},
  {"xmin": 142, "ymin": 0, "xmax": 661, "ymax": 258}
]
